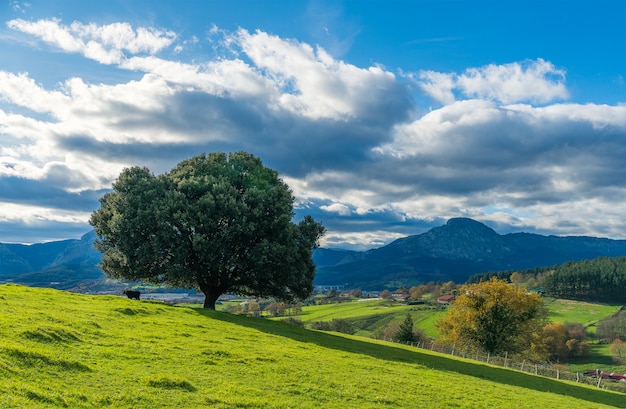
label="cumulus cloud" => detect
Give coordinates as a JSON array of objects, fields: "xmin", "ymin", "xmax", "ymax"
[
  {"xmin": 320, "ymin": 203, "xmax": 352, "ymax": 216},
  {"xmin": 415, "ymin": 59, "xmax": 569, "ymax": 105},
  {"xmin": 1, "ymin": 17, "xmax": 626, "ymax": 248},
  {"xmin": 236, "ymin": 29, "xmax": 411, "ymax": 122}
]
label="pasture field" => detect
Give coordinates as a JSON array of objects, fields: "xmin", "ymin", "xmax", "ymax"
[
  {"xmin": 266, "ymin": 296, "xmax": 625, "ymax": 372},
  {"xmin": 292, "ymin": 300, "xmax": 447, "ymax": 338},
  {"xmin": 544, "ymin": 298, "xmax": 622, "ymax": 332},
  {"xmin": 299, "ymin": 299, "xmax": 406, "ymax": 321},
  {"xmin": 267, "ymin": 296, "xmax": 622, "ymax": 340},
  {"xmin": 0, "ymin": 284, "xmax": 624, "ymax": 408}
]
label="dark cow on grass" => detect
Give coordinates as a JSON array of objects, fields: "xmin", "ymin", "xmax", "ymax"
[{"xmin": 123, "ymin": 289, "xmax": 141, "ymax": 300}]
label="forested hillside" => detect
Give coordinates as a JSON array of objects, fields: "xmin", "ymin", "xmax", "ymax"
[
  {"xmin": 543, "ymin": 257, "xmax": 626, "ymax": 303},
  {"xmin": 469, "ymin": 256, "xmax": 626, "ymax": 303}
]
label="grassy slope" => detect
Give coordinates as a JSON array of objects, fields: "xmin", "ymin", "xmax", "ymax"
[
  {"xmin": 273, "ymin": 297, "xmax": 623, "ymax": 340},
  {"xmin": 259, "ymin": 296, "xmax": 625, "ymax": 371},
  {"xmin": 0, "ymin": 285, "xmax": 624, "ymax": 408},
  {"xmin": 268, "ymin": 299, "xmax": 447, "ymax": 338},
  {"xmin": 543, "ymin": 298, "xmax": 625, "ymax": 372},
  {"xmin": 544, "ymin": 298, "xmax": 622, "ymax": 332}
]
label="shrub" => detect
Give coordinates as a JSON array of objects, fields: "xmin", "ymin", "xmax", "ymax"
[
  {"xmin": 282, "ymin": 317, "xmax": 304, "ymax": 327},
  {"xmin": 310, "ymin": 319, "xmax": 356, "ymax": 334}
]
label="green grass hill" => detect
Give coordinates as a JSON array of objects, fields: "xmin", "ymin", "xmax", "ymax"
[{"xmin": 0, "ymin": 284, "xmax": 624, "ymax": 408}]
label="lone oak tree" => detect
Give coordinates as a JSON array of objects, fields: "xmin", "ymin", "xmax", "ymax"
[
  {"xmin": 90, "ymin": 152, "xmax": 325, "ymax": 310},
  {"xmin": 436, "ymin": 277, "xmax": 547, "ymax": 355}
]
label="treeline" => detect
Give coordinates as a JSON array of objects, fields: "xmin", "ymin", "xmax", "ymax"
[
  {"xmin": 543, "ymin": 257, "xmax": 626, "ymax": 303},
  {"xmin": 467, "ymin": 266, "xmax": 551, "ymax": 288},
  {"xmin": 467, "ymin": 256, "xmax": 626, "ymax": 303},
  {"xmin": 597, "ymin": 309, "xmax": 626, "ymax": 344}
]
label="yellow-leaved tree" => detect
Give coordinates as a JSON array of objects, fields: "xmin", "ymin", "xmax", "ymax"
[{"xmin": 436, "ymin": 277, "xmax": 547, "ymax": 355}]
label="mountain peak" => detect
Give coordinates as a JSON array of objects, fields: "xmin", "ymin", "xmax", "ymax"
[
  {"xmin": 445, "ymin": 218, "xmax": 498, "ymax": 234},
  {"xmin": 414, "ymin": 217, "xmax": 505, "ymax": 259}
]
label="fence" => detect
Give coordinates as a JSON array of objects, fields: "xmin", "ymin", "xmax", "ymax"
[{"xmin": 390, "ymin": 339, "xmax": 626, "ymax": 394}]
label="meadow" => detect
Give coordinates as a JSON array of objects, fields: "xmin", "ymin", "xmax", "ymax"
[
  {"xmin": 273, "ymin": 299, "xmax": 447, "ymax": 338},
  {"xmin": 242, "ymin": 295, "xmax": 625, "ymax": 373},
  {"xmin": 1, "ymin": 284, "xmax": 624, "ymax": 408},
  {"xmin": 255, "ymin": 296, "xmax": 622, "ymax": 338},
  {"xmin": 543, "ymin": 298, "xmax": 621, "ymax": 332}
]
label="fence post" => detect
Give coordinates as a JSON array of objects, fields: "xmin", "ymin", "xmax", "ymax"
[
  {"xmin": 503, "ymin": 352, "xmax": 508, "ymax": 367},
  {"xmin": 486, "ymin": 352, "xmax": 490, "ymax": 364},
  {"xmin": 576, "ymin": 372, "xmax": 580, "ymax": 382},
  {"xmin": 597, "ymin": 374, "xmax": 602, "ymax": 389},
  {"xmin": 535, "ymin": 364, "xmax": 538, "ymax": 375},
  {"xmin": 451, "ymin": 344, "xmax": 455, "ymax": 356},
  {"xmin": 556, "ymin": 368, "xmax": 560, "ymax": 380},
  {"xmin": 520, "ymin": 360, "xmax": 525, "ymax": 371}
]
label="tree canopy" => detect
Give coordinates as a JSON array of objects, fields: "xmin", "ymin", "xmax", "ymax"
[
  {"xmin": 436, "ymin": 278, "xmax": 547, "ymax": 355},
  {"xmin": 90, "ymin": 152, "xmax": 325, "ymax": 309},
  {"xmin": 543, "ymin": 256, "xmax": 626, "ymax": 303}
]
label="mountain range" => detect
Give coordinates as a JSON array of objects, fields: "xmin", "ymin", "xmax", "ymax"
[
  {"xmin": 0, "ymin": 230, "xmax": 105, "ymax": 291},
  {"xmin": 3, "ymin": 218, "xmax": 626, "ymax": 291},
  {"xmin": 313, "ymin": 218, "xmax": 626, "ymax": 289}
]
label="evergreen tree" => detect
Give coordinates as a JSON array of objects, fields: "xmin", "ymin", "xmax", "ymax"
[{"xmin": 393, "ymin": 313, "xmax": 417, "ymax": 343}]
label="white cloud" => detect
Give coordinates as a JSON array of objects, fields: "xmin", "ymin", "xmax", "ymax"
[
  {"xmin": 320, "ymin": 203, "xmax": 351, "ymax": 216},
  {"xmin": 458, "ymin": 59, "xmax": 568, "ymax": 104},
  {"xmin": 7, "ymin": 19, "xmax": 176, "ymax": 64},
  {"xmin": 415, "ymin": 70, "xmax": 456, "ymax": 105},
  {"xmin": 2, "ymin": 17, "xmax": 626, "ymax": 248},
  {"xmin": 236, "ymin": 29, "xmax": 406, "ymax": 121},
  {"xmin": 0, "ymin": 201, "xmax": 91, "ymax": 224},
  {"xmin": 0, "ymin": 71, "xmax": 71, "ymax": 113},
  {"xmin": 415, "ymin": 59, "xmax": 569, "ymax": 105},
  {"xmin": 321, "ymin": 230, "xmax": 406, "ymax": 251}
]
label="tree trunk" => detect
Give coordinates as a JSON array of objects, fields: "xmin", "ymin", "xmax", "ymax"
[{"xmin": 202, "ymin": 287, "xmax": 221, "ymax": 310}]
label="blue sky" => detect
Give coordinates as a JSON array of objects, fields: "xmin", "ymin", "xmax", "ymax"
[{"xmin": 0, "ymin": 0, "xmax": 625, "ymax": 249}]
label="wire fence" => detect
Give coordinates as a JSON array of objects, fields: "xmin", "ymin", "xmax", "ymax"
[{"xmin": 389, "ymin": 339, "xmax": 626, "ymax": 394}]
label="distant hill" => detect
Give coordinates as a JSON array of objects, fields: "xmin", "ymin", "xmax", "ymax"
[
  {"xmin": 0, "ymin": 231, "xmax": 105, "ymax": 291},
  {"xmin": 4, "ymin": 218, "xmax": 626, "ymax": 291},
  {"xmin": 314, "ymin": 218, "xmax": 626, "ymax": 289}
]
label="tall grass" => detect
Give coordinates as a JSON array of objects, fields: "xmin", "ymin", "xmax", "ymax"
[{"xmin": 0, "ymin": 284, "xmax": 624, "ymax": 408}]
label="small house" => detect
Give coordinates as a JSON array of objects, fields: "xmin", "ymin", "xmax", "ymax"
[{"xmin": 437, "ymin": 295, "xmax": 456, "ymax": 305}]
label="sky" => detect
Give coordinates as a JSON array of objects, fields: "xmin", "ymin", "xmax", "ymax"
[{"xmin": 0, "ymin": 0, "xmax": 625, "ymax": 250}]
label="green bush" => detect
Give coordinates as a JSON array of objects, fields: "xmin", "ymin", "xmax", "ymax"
[{"xmin": 311, "ymin": 318, "xmax": 356, "ymax": 334}]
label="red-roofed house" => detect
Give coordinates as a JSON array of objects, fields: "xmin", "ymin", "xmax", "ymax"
[{"xmin": 437, "ymin": 295, "xmax": 456, "ymax": 305}]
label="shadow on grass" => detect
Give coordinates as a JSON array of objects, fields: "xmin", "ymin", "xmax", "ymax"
[{"xmin": 195, "ymin": 308, "xmax": 624, "ymax": 408}]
